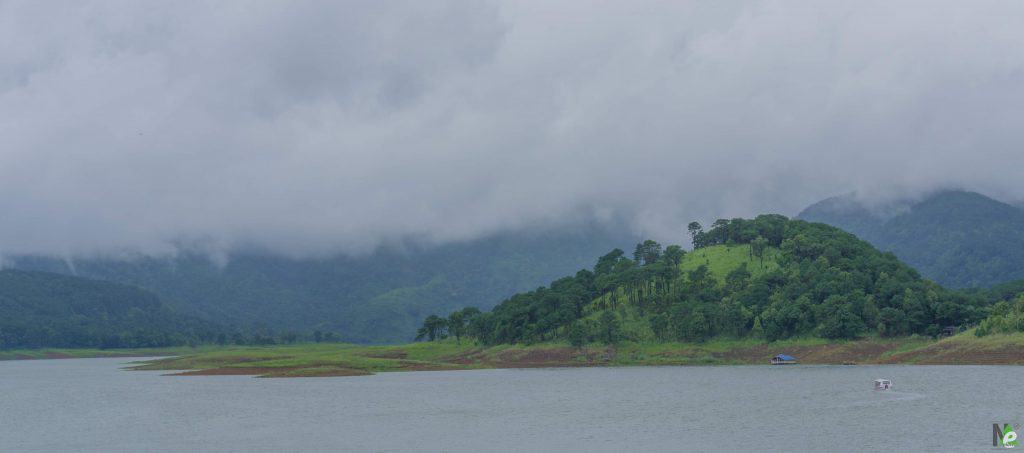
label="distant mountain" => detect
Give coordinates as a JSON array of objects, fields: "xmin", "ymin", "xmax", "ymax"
[
  {"xmin": 0, "ymin": 270, "xmax": 216, "ymax": 349},
  {"xmin": 798, "ymin": 190, "xmax": 1024, "ymax": 288},
  {"xmin": 9, "ymin": 223, "xmax": 636, "ymax": 343}
]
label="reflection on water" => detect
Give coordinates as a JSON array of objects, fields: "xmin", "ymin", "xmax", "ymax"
[{"xmin": 1, "ymin": 358, "xmax": 1023, "ymax": 452}]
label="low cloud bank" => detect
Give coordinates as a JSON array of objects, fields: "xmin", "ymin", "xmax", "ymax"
[{"xmin": 2, "ymin": 1, "xmax": 1023, "ymax": 257}]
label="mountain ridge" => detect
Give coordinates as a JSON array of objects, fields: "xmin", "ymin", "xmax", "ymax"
[
  {"xmin": 0, "ymin": 269, "xmax": 217, "ymax": 349},
  {"xmin": 797, "ymin": 189, "xmax": 1024, "ymax": 288}
]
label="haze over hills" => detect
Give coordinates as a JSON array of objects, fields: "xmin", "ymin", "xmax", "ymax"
[
  {"xmin": 0, "ymin": 269, "xmax": 216, "ymax": 349},
  {"xmin": 9, "ymin": 189, "xmax": 1024, "ymax": 347},
  {"xmin": 797, "ymin": 190, "xmax": 1024, "ymax": 289},
  {"xmin": 7, "ymin": 224, "xmax": 635, "ymax": 343}
]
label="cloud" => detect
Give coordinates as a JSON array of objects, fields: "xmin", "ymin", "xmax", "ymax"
[{"xmin": 2, "ymin": 0, "xmax": 1024, "ymax": 257}]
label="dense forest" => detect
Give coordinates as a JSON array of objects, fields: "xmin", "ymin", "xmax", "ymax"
[
  {"xmin": 798, "ymin": 190, "xmax": 1024, "ymax": 288},
  {"xmin": 9, "ymin": 223, "xmax": 634, "ymax": 343},
  {"xmin": 0, "ymin": 270, "xmax": 219, "ymax": 349},
  {"xmin": 417, "ymin": 215, "xmax": 990, "ymax": 345}
]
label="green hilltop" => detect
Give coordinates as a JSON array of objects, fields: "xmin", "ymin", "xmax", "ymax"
[{"xmin": 417, "ymin": 215, "xmax": 992, "ymax": 346}]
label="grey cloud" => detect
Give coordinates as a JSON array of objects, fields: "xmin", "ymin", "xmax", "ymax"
[{"xmin": 2, "ymin": 0, "xmax": 1024, "ymax": 257}]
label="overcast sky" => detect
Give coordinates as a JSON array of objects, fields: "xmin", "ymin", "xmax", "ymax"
[{"xmin": 3, "ymin": 0, "xmax": 1024, "ymax": 258}]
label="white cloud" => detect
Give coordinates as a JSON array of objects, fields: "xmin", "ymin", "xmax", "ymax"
[{"xmin": 2, "ymin": 0, "xmax": 1024, "ymax": 257}]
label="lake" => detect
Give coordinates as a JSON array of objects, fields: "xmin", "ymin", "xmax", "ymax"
[{"xmin": 2, "ymin": 357, "xmax": 1022, "ymax": 452}]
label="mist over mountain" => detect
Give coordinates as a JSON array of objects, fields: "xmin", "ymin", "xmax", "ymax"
[
  {"xmin": 798, "ymin": 190, "xmax": 1024, "ymax": 288},
  {"xmin": 6, "ymin": 2, "xmax": 1024, "ymax": 346},
  {"xmin": 9, "ymin": 224, "xmax": 635, "ymax": 343}
]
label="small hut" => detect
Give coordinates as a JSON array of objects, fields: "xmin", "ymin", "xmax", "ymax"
[{"xmin": 770, "ymin": 354, "xmax": 797, "ymax": 365}]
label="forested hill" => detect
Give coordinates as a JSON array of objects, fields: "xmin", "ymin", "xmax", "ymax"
[
  {"xmin": 416, "ymin": 215, "xmax": 989, "ymax": 345},
  {"xmin": 9, "ymin": 223, "xmax": 635, "ymax": 343},
  {"xmin": 798, "ymin": 190, "xmax": 1024, "ymax": 288},
  {"xmin": 0, "ymin": 270, "xmax": 218, "ymax": 349}
]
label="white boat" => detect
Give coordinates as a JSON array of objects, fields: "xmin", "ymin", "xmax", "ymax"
[{"xmin": 874, "ymin": 379, "xmax": 892, "ymax": 390}]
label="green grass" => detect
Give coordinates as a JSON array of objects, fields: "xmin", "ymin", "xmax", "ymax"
[{"xmin": 680, "ymin": 244, "xmax": 780, "ymax": 281}]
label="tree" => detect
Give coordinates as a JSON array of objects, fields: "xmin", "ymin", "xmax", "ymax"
[
  {"xmin": 725, "ymin": 263, "xmax": 751, "ymax": 292},
  {"xmin": 594, "ymin": 249, "xmax": 626, "ymax": 276},
  {"xmin": 751, "ymin": 316, "xmax": 765, "ymax": 338},
  {"xmin": 461, "ymin": 306, "xmax": 482, "ymax": 318},
  {"xmin": 687, "ymin": 265, "xmax": 711, "ymax": 292},
  {"xmin": 711, "ymin": 219, "xmax": 730, "ymax": 245},
  {"xmin": 447, "ymin": 311, "xmax": 466, "ymax": 344},
  {"xmin": 819, "ymin": 306, "xmax": 866, "ymax": 339},
  {"xmin": 650, "ymin": 314, "xmax": 670, "ymax": 341},
  {"xmin": 662, "ymin": 245, "xmax": 685, "ymax": 266},
  {"xmin": 568, "ymin": 321, "xmax": 586, "ymax": 350},
  {"xmin": 872, "ymin": 307, "xmax": 905, "ymax": 336},
  {"xmin": 684, "ymin": 310, "xmax": 710, "ymax": 342},
  {"xmin": 598, "ymin": 311, "xmax": 620, "ymax": 344},
  {"xmin": 313, "ymin": 330, "xmax": 323, "ymax": 343},
  {"xmin": 633, "ymin": 240, "xmax": 663, "ymax": 265},
  {"xmin": 687, "ymin": 222, "xmax": 704, "ymax": 249},
  {"xmin": 751, "ymin": 236, "xmax": 769, "ymax": 267},
  {"xmin": 416, "ymin": 315, "xmax": 448, "ymax": 341}
]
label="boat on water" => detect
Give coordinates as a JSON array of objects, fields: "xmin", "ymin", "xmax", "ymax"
[
  {"xmin": 770, "ymin": 354, "xmax": 797, "ymax": 365},
  {"xmin": 874, "ymin": 379, "xmax": 892, "ymax": 390}
]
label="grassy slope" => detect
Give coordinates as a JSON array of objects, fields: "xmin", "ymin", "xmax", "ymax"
[
  {"xmin": 679, "ymin": 244, "xmax": 780, "ymax": 281},
  {"xmin": 117, "ymin": 331, "xmax": 1024, "ymax": 377}
]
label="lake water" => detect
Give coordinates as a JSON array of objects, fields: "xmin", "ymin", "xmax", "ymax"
[{"xmin": 2, "ymin": 358, "xmax": 1022, "ymax": 452}]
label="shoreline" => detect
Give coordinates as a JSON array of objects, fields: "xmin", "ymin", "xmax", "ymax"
[
  {"xmin": 7, "ymin": 332, "xmax": 1024, "ymax": 377},
  {"xmin": 132, "ymin": 332, "xmax": 1024, "ymax": 377}
]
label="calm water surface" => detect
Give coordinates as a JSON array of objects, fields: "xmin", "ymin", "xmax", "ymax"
[{"xmin": 2, "ymin": 357, "xmax": 1022, "ymax": 452}]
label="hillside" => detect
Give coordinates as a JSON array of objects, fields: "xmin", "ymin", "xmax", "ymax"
[
  {"xmin": 9, "ymin": 223, "xmax": 635, "ymax": 343},
  {"xmin": 798, "ymin": 190, "xmax": 1024, "ymax": 288},
  {"xmin": 680, "ymin": 243, "xmax": 780, "ymax": 281},
  {"xmin": 0, "ymin": 270, "xmax": 217, "ymax": 349},
  {"xmin": 418, "ymin": 215, "xmax": 990, "ymax": 346}
]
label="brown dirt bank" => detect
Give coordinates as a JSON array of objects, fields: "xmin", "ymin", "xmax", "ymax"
[
  {"xmin": 879, "ymin": 342, "xmax": 1024, "ymax": 365},
  {"xmin": 708, "ymin": 341, "xmax": 908, "ymax": 365}
]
